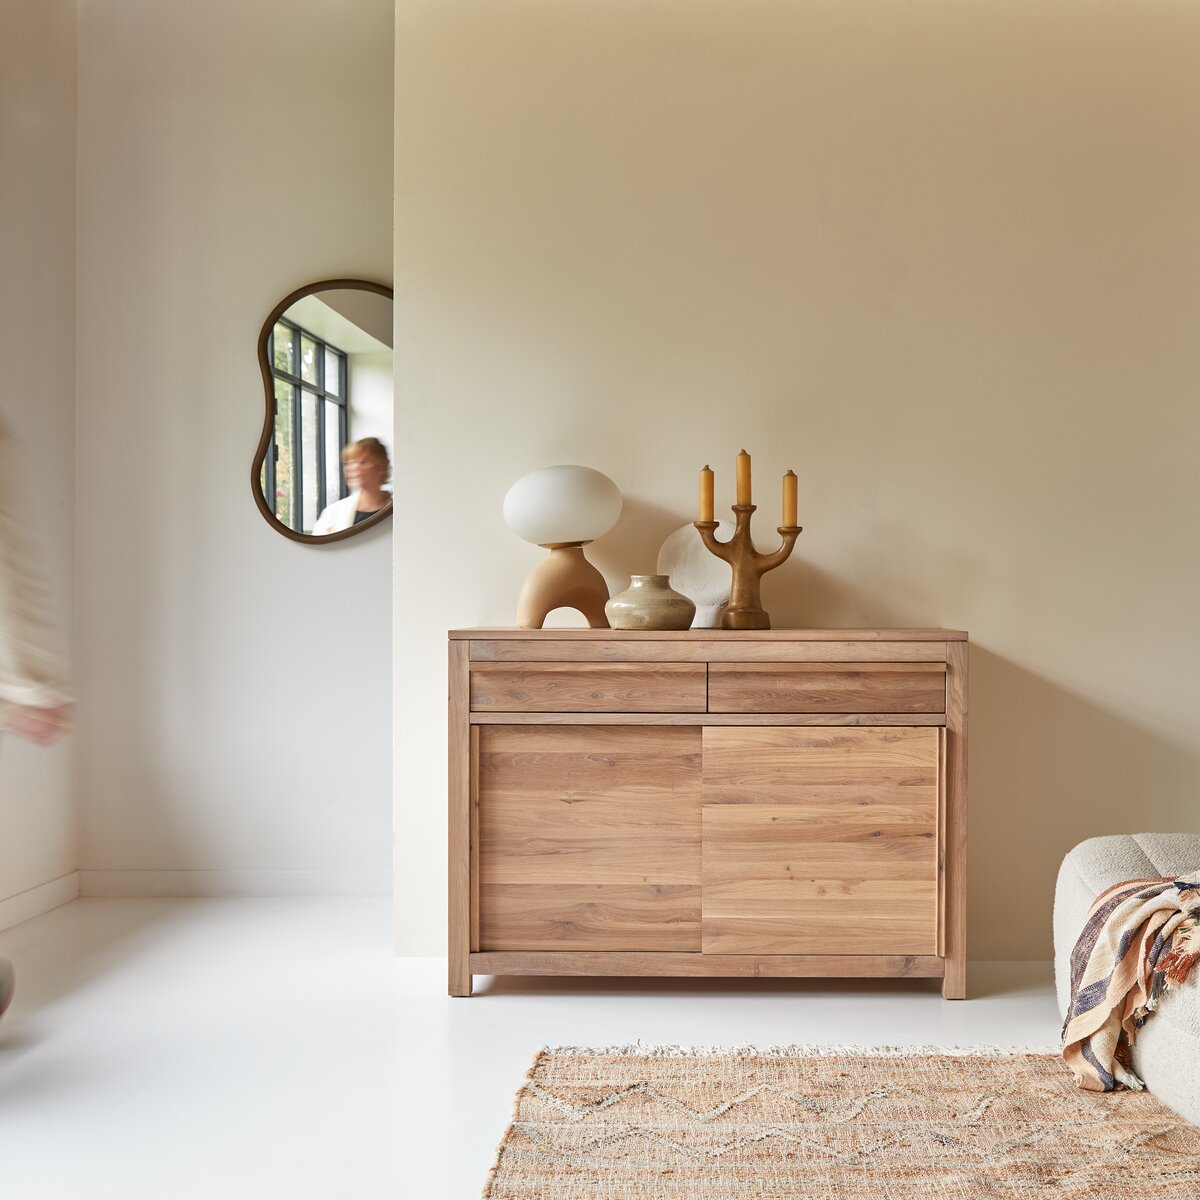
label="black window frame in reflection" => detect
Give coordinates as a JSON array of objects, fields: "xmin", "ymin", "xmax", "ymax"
[{"xmin": 265, "ymin": 318, "xmax": 349, "ymax": 532}]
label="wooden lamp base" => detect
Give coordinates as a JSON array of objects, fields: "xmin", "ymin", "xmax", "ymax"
[{"xmin": 515, "ymin": 543, "xmax": 610, "ymax": 629}]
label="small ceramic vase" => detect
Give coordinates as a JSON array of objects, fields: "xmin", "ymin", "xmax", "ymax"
[{"xmin": 605, "ymin": 575, "xmax": 696, "ymax": 631}]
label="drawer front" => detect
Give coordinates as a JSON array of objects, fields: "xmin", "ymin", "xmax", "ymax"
[
  {"xmin": 470, "ymin": 661, "xmax": 707, "ymax": 712},
  {"xmin": 708, "ymin": 662, "xmax": 946, "ymax": 713}
]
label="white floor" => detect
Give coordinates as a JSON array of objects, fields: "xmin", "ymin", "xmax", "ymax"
[{"xmin": 0, "ymin": 899, "xmax": 1060, "ymax": 1199}]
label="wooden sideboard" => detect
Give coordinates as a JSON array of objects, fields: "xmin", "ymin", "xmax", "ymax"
[{"xmin": 448, "ymin": 629, "xmax": 967, "ymax": 999}]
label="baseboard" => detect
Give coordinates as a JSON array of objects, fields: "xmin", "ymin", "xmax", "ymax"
[
  {"xmin": 0, "ymin": 871, "xmax": 80, "ymax": 932},
  {"xmin": 77, "ymin": 869, "xmax": 391, "ymax": 898}
]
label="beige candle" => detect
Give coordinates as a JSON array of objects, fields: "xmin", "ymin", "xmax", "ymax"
[
  {"xmin": 783, "ymin": 469, "xmax": 797, "ymax": 527},
  {"xmin": 698, "ymin": 465, "xmax": 714, "ymax": 522},
  {"xmin": 735, "ymin": 449, "xmax": 751, "ymax": 506}
]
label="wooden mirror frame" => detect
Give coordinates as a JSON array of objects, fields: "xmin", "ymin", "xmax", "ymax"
[{"xmin": 252, "ymin": 278, "xmax": 395, "ymax": 544}]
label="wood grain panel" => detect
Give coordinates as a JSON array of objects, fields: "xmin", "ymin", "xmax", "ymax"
[
  {"xmin": 701, "ymin": 727, "xmax": 939, "ymax": 955},
  {"xmin": 470, "ymin": 661, "xmax": 706, "ymax": 712},
  {"xmin": 699, "ymin": 914, "xmax": 937, "ymax": 956},
  {"xmin": 451, "ymin": 628, "xmax": 968, "ymax": 641},
  {"xmin": 943, "ymin": 641, "xmax": 969, "ymax": 998},
  {"xmin": 478, "ymin": 884, "xmax": 701, "ymax": 952},
  {"xmin": 477, "ymin": 725, "xmax": 702, "ymax": 951},
  {"xmin": 701, "ymin": 725, "xmax": 942, "ymax": 792},
  {"xmin": 470, "ymin": 711, "xmax": 947, "ymax": 727},
  {"xmin": 469, "ymin": 639, "xmax": 950, "ymax": 663},
  {"xmin": 937, "ymin": 727, "xmax": 946, "ymax": 958},
  {"xmin": 447, "ymin": 641, "xmax": 472, "ymax": 996},
  {"xmin": 470, "ymin": 951, "xmax": 945, "ymax": 979},
  {"xmin": 709, "ymin": 663, "xmax": 946, "ymax": 713},
  {"xmin": 469, "ymin": 725, "xmax": 480, "ymax": 953}
]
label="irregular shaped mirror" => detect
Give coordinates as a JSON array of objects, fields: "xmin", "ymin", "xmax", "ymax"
[{"xmin": 253, "ymin": 279, "xmax": 393, "ymax": 542}]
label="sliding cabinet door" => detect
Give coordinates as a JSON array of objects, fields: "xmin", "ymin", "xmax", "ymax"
[
  {"xmin": 477, "ymin": 725, "xmax": 702, "ymax": 951},
  {"xmin": 702, "ymin": 727, "xmax": 939, "ymax": 955}
]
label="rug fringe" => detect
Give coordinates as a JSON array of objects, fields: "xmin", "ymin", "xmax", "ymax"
[
  {"xmin": 539, "ymin": 1042, "xmax": 1060, "ymax": 1059},
  {"xmin": 482, "ymin": 1049, "xmax": 548, "ymax": 1199}
]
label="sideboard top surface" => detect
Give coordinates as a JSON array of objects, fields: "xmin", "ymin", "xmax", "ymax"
[{"xmin": 449, "ymin": 628, "xmax": 968, "ymax": 641}]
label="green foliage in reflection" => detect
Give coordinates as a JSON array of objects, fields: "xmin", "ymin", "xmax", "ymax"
[
  {"xmin": 272, "ymin": 322, "xmax": 294, "ymax": 374},
  {"xmin": 274, "ymin": 378, "xmax": 295, "ymax": 527}
]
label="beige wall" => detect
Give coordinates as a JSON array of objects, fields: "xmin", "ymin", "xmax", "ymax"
[
  {"xmin": 394, "ymin": 0, "xmax": 1200, "ymax": 958},
  {"xmin": 75, "ymin": 0, "xmax": 395, "ymax": 893},
  {"xmin": 0, "ymin": 0, "xmax": 78, "ymax": 915}
]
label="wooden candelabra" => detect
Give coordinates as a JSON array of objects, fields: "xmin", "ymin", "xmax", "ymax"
[{"xmin": 695, "ymin": 453, "xmax": 802, "ymax": 630}]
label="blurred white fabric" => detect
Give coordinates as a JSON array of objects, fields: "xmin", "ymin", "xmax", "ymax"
[{"xmin": 0, "ymin": 412, "xmax": 72, "ymax": 724}]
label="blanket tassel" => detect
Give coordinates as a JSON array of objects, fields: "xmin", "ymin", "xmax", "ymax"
[{"xmin": 1158, "ymin": 919, "xmax": 1200, "ymax": 986}]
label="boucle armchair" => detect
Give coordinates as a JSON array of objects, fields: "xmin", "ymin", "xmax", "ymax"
[{"xmin": 1053, "ymin": 833, "xmax": 1200, "ymax": 1124}]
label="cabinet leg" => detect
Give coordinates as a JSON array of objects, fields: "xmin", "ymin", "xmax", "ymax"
[
  {"xmin": 449, "ymin": 958, "xmax": 472, "ymax": 998},
  {"xmin": 942, "ymin": 957, "xmax": 967, "ymax": 1000}
]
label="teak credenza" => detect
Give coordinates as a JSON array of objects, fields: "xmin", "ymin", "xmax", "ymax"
[{"xmin": 448, "ymin": 629, "xmax": 967, "ymax": 999}]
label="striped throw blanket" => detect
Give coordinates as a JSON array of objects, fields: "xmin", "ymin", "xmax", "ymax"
[{"xmin": 1062, "ymin": 873, "xmax": 1200, "ymax": 1092}]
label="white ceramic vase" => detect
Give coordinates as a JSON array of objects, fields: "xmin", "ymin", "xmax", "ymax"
[{"xmin": 656, "ymin": 521, "xmax": 734, "ymax": 627}]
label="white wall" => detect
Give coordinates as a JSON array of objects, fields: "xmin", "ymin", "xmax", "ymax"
[
  {"xmin": 0, "ymin": 0, "xmax": 79, "ymax": 923},
  {"xmin": 394, "ymin": 0, "xmax": 1200, "ymax": 958},
  {"xmin": 75, "ymin": 0, "xmax": 395, "ymax": 894},
  {"xmin": 348, "ymin": 353, "xmax": 394, "ymax": 450}
]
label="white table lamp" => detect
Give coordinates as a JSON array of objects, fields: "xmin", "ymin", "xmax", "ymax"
[{"xmin": 503, "ymin": 465, "xmax": 622, "ymax": 628}]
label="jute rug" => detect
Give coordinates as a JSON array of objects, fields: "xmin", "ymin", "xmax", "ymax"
[{"xmin": 483, "ymin": 1044, "xmax": 1200, "ymax": 1198}]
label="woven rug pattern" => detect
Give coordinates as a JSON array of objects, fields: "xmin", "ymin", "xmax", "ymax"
[{"xmin": 484, "ymin": 1045, "xmax": 1200, "ymax": 1198}]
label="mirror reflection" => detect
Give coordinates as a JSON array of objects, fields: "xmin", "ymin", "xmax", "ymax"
[{"xmin": 257, "ymin": 285, "xmax": 393, "ymax": 538}]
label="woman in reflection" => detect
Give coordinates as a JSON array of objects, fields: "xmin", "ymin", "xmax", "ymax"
[{"xmin": 312, "ymin": 437, "xmax": 393, "ymax": 536}]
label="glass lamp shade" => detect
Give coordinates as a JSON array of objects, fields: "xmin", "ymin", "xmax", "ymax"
[{"xmin": 503, "ymin": 465, "xmax": 622, "ymax": 546}]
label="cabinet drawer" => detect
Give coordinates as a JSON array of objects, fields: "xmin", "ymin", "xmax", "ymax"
[
  {"xmin": 708, "ymin": 662, "xmax": 946, "ymax": 713},
  {"xmin": 470, "ymin": 662, "xmax": 707, "ymax": 713}
]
